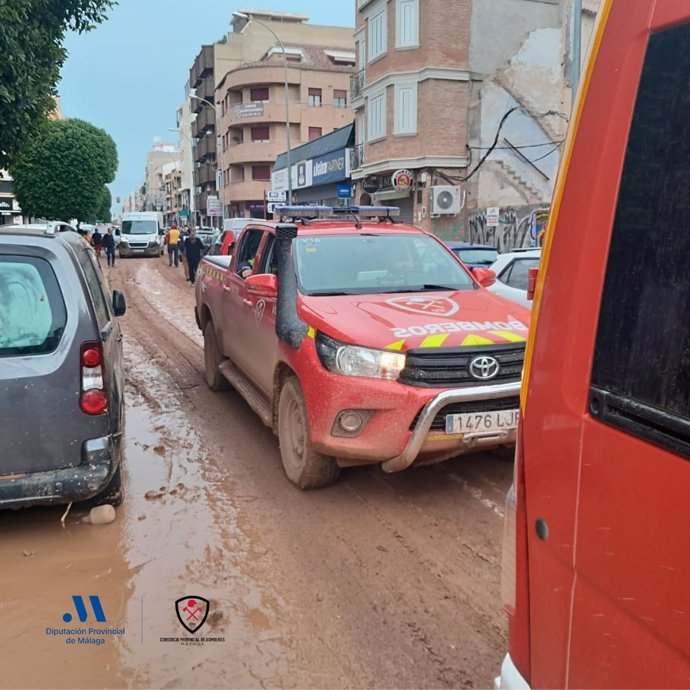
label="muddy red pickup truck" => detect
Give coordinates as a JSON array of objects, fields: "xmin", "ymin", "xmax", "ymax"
[{"xmin": 195, "ymin": 206, "xmax": 530, "ymax": 489}]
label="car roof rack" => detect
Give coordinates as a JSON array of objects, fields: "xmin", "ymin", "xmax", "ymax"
[{"xmin": 275, "ymin": 204, "xmax": 401, "ymax": 227}]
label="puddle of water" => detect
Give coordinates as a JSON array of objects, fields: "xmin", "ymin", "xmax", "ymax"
[{"xmin": 117, "ymin": 339, "xmax": 293, "ymax": 688}]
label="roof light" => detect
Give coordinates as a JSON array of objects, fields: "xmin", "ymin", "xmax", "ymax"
[{"xmin": 274, "ymin": 205, "xmax": 401, "ymax": 219}]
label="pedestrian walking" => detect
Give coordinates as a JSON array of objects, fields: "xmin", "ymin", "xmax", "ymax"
[
  {"xmin": 184, "ymin": 228, "xmax": 205, "ymax": 286},
  {"xmin": 180, "ymin": 226, "xmax": 190, "ymax": 280},
  {"xmin": 166, "ymin": 222, "xmax": 181, "ymax": 267},
  {"xmin": 102, "ymin": 227, "xmax": 116, "ymax": 267},
  {"xmin": 92, "ymin": 228, "xmax": 103, "ymax": 256}
]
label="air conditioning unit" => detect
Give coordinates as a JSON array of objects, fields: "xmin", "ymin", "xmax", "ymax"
[{"xmin": 430, "ymin": 185, "xmax": 461, "ymax": 216}]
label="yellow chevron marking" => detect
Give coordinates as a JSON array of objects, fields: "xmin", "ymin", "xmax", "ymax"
[
  {"xmin": 461, "ymin": 334, "xmax": 495, "ymax": 346},
  {"xmin": 385, "ymin": 340, "xmax": 405, "ymax": 351},
  {"xmin": 490, "ymin": 330, "xmax": 527, "ymax": 343},
  {"xmin": 307, "ymin": 326, "xmax": 316, "ymax": 338},
  {"xmin": 420, "ymin": 334, "xmax": 449, "ymax": 348}
]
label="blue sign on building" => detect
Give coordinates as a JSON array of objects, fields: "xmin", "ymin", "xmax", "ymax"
[
  {"xmin": 311, "ymin": 148, "xmax": 350, "ymax": 186},
  {"xmin": 337, "ymin": 183, "xmax": 353, "ymax": 199}
]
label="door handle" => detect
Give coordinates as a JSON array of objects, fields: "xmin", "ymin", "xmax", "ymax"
[
  {"xmin": 117, "ymin": 334, "xmax": 123, "ymax": 342},
  {"xmin": 242, "ymin": 298, "xmax": 253, "ymax": 307}
]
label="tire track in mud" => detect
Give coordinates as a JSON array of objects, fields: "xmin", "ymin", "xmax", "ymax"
[{"xmin": 109, "ymin": 260, "xmax": 511, "ymax": 689}]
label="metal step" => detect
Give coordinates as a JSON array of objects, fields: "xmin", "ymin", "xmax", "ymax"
[{"xmin": 218, "ymin": 361, "xmax": 273, "ymax": 428}]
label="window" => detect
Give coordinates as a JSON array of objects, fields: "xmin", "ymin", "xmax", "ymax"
[
  {"xmin": 499, "ymin": 258, "xmax": 539, "ymax": 290},
  {"xmin": 333, "ymin": 89, "xmax": 348, "ymax": 108},
  {"xmin": 251, "ymin": 165, "xmax": 271, "ymax": 181},
  {"xmin": 308, "ymin": 127, "xmax": 322, "ymax": 141},
  {"xmin": 250, "ymin": 87, "xmax": 269, "ymax": 102},
  {"xmin": 368, "ymin": 91, "xmax": 386, "ymax": 141},
  {"xmin": 394, "ymin": 82, "xmax": 417, "ymax": 134},
  {"xmin": 251, "ymin": 126, "xmax": 270, "ymax": 142},
  {"xmin": 368, "ymin": 7, "xmax": 387, "ymax": 61},
  {"xmin": 79, "ymin": 249, "xmax": 111, "ymax": 328},
  {"xmin": 235, "ymin": 229, "xmax": 265, "ymax": 278},
  {"xmin": 396, "ymin": 0, "xmax": 419, "ymax": 48},
  {"xmin": 591, "ymin": 22, "xmax": 690, "ymax": 457},
  {"xmin": 308, "ymin": 88, "xmax": 322, "ymax": 107},
  {"xmin": 0, "ymin": 256, "xmax": 67, "ymax": 357}
]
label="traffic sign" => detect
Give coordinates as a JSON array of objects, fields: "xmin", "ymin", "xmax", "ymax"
[
  {"xmin": 267, "ymin": 191, "xmax": 286, "ymax": 202},
  {"xmin": 337, "ymin": 183, "xmax": 353, "ymax": 199}
]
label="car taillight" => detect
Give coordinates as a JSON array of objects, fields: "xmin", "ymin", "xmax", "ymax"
[
  {"xmin": 80, "ymin": 341, "xmax": 107, "ymax": 415},
  {"xmin": 503, "ymin": 421, "xmax": 531, "ymax": 683}
]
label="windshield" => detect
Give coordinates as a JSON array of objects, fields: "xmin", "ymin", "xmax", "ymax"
[
  {"xmin": 122, "ymin": 220, "xmax": 157, "ymax": 235},
  {"xmin": 453, "ymin": 247, "xmax": 498, "ymax": 265},
  {"xmin": 295, "ymin": 234, "xmax": 475, "ymax": 296}
]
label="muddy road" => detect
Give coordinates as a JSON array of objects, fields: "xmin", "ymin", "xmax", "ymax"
[{"xmin": 1, "ymin": 255, "xmax": 513, "ymax": 689}]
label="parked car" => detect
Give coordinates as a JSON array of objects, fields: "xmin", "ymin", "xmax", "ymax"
[
  {"xmin": 445, "ymin": 242, "xmax": 499, "ymax": 269},
  {"xmin": 0, "ymin": 224, "xmax": 127, "ymax": 509},
  {"xmin": 487, "ymin": 248, "xmax": 541, "ymax": 308},
  {"xmin": 208, "ymin": 229, "xmax": 238, "ymax": 257},
  {"xmin": 196, "ymin": 226, "xmax": 217, "ymax": 253},
  {"xmin": 195, "ymin": 206, "xmax": 530, "ymax": 490}
]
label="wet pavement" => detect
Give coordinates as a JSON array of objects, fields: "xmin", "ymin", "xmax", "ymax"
[{"xmin": 0, "ymin": 255, "xmax": 513, "ymax": 689}]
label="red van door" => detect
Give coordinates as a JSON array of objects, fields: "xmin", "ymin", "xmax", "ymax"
[{"xmin": 520, "ymin": 1, "xmax": 690, "ymax": 687}]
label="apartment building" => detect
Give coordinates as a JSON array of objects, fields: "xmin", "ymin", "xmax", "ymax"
[
  {"xmin": 143, "ymin": 142, "xmax": 179, "ymax": 212},
  {"xmin": 352, "ymin": 0, "xmax": 600, "ymax": 246},
  {"xmin": 163, "ymin": 165, "xmax": 182, "ymax": 227},
  {"xmin": 175, "ymin": 96, "xmax": 195, "ymax": 225}
]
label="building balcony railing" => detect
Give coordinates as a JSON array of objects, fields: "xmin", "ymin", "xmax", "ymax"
[
  {"xmin": 193, "ymin": 76, "xmax": 216, "ymax": 112},
  {"xmin": 351, "ymin": 69, "xmax": 365, "ymax": 100},
  {"xmin": 196, "ymin": 135, "xmax": 217, "ymax": 160},
  {"xmin": 224, "ymin": 100, "xmax": 303, "ymax": 128},
  {"xmin": 352, "ymin": 143, "xmax": 365, "ymax": 171},
  {"xmin": 190, "ymin": 45, "xmax": 213, "ymax": 88},
  {"xmin": 195, "ymin": 164, "xmax": 216, "ymax": 187},
  {"xmin": 191, "ymin": 108, "xmax": 215, "ymax": 138},
  {"xmin": 228, "ymin": 179, "xmax": 271, "ymax": 202}
]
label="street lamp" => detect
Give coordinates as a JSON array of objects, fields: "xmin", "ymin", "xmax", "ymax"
[{"xmin": 232, "ymin": 11, "xmax": 292, "ymax": 204}]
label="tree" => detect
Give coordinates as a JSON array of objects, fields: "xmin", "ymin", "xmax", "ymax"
[
  {"xmin": 0, "ymin": 0, "xmax": 116, "ymax": 167},
  {"xmin": 92, "ymin": 185, "xmax": 112, "ymax": 223},
  {"xmin": 11, "ymin": 117, "xmax": 118, "ymax": 223}
]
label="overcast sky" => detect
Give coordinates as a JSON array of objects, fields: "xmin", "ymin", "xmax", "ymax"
[{"xmin": 59, "ymin": 1, "xmax": 354, "ymax": 213}]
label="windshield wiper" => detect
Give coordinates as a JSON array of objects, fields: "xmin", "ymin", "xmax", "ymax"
[
  {"xmin": 379, "ymin": 284, "xmax": 461, "ymax": 293},
  {"xmin": 307, "ymin": 291, "xmax": 356, "ymax": 296}
]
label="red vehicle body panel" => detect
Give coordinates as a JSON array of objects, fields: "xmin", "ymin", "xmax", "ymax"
[
  {"xmin": 509, "ymin": 1, "xmax": 690, "ymax": 687},
  {"xmin": 196, "ymin": 220, "xmax": 530, "ymax": 468}
]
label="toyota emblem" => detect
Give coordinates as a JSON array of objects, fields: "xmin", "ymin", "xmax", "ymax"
[{"xmin": 468, "ymin": 355, "xmax": 500, "ymax": 381}]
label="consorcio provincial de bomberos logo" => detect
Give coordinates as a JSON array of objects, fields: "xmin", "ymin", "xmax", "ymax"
[
  {"xmin": 46, "ymin": 595, "xmax": 125, "ymax": 646},
  {"xmin": 160, "ymin": 595, "xmax": 225, "ymax": 646}
]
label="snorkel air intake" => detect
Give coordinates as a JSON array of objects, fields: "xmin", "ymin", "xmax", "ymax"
[{"xmin": 275, "ymin": 223, "xmax": 308, "ymax": 349}]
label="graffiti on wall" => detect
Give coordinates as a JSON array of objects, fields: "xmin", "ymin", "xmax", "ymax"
[{"xmin": 468, "ymin": 207, "xmax": 549, "ymax": 252}]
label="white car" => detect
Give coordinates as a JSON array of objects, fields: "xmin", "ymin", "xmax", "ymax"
[{"xmin": 488, "ymin": 248, "xmax": 541, "ymax": 308}]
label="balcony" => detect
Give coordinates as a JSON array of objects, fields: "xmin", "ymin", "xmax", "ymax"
[
  {"xmin": 227, "ymin": 140, "xmax": 285, "ymax": 165},
  {"xmin": 228, "ymin": 179, "xmax": 271, "ymax": 202},
  {"xmin": 196, "ymin": 135, "xmax": 217, "ymax": 160},
  {"xmin": 193, "ymin": 76, "xmax": 216, "ymax": 112},
  {"xmin": 195, "ymin": 164, "xmax": 216, "ymax": 187},
  {"xmin": 351, "ymin": 70, "xmax": 365, "ymax": 101},
  {"xmin": 352, "ymin": 143, "xmax": 365, "ymax": 171},
  {"xmin": 197, "ymin": 190, "xmax": 219, "ymax": 213},
  {"xmin": 225, "ymin": 100, "xmax": 303, "ymax": 128},
  {"xmin": 191, "ymin": 108, "xmax": 214, "ymax": 138},
  {"xmin": 190, "ymin": 45, "xmax": 213, "ymax": 88}
]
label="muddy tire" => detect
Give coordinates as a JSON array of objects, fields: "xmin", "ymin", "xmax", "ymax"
[
  {"xmin": 204, "ymin": 322, "xmax": 229, "ymax": 391},
  {"xmin": 82, "ymin": 463, "xmax": 123, "ymax": 509},
  {"xmin": 277, "ymin": 376, "xmax": 340, "ymax": 489}
]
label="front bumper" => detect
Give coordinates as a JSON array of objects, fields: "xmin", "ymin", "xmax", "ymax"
[
  {"xmin": 0, "ymin": 434, "xmax": 122, "ymax": 508},
  {"xmin": 494, "ymin": 654, "xmax": 531, "ymax": 689},
  {"xmin": 119, "ymin": 244, "xmax": 160, "ymax": 257}
]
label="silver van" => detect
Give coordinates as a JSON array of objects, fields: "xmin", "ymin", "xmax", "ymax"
[{"xmin": 0, "ymin": 225, "xmax": 126, "ymax": 508}]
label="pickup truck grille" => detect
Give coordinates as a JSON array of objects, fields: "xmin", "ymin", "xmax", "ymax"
[
  {"xmin": 411, "ymin": 396, "xmax": 521, "ymax": 431},
  {"xmin": 399, "ymin": 344, "xmax": 525, "ymax": 388}
]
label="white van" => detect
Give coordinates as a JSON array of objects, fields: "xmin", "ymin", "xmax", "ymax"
[{"xmin": 119, "ymin": 212, "xmax": 163, "ymax": 258}]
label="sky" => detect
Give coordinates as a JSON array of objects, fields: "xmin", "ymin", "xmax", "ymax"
[{"xmin": 59, "ymin": 0, "xmax": 354, "ymax": 215}]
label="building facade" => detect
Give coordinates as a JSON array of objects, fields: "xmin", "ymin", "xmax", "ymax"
[
  {"xmin": 143, "ymin": 142, "xmax": 179, "ymax": 212},
  {"xmin": 175, "ymin": 95, "xmax": 195, "ymax": 226},
  {"xmin": 351, "ymin": 0, "xmax": 600, "ymax": 247}
]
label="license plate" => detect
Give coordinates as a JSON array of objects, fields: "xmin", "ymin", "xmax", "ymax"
[{"xmin": 445, "ymin": 409, "xmax": 519, "ymax": 434}]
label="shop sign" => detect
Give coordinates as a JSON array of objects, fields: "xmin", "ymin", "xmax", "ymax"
[{"xmin": 392, "ymin": 169, "xmax": 414, "ymax": 193}]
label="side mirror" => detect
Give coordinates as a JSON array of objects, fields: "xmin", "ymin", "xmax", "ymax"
[
  {"xmin": 473, "ymin": 267, "xmax": 496, "ymax": 288},
  {"xmin": 115, "ymin": 229, "xmax": 121, "ymax": 236},
  {"xmin": 112, "ymin": 289, "xmax": 126, "ymax": 317},
  {"xmin": 527, "ymin": 267, "xmax": 539, "ymax": 301},
  {"xmin": 245, "ymin": 273, "xmax": 278, "ymax": 298}
]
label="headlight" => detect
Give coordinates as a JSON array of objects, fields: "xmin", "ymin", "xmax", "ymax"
[
  {"xmin": 119, "ymin": 238, "xmax": 128, "ymax": 245},
  {"xmin": 315, "ymin": 332, "xmax": 405, "ymax": 380}
]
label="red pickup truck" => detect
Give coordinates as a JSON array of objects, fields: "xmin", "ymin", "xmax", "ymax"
[{"xmin": 195, "ymin": 206, "xmax": 530, "ymax": 489}]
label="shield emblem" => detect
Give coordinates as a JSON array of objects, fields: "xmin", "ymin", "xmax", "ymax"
[
  {"xmin": 175, "ymin": 596, "xmax": 210, "ymax": 634},
  {"xmin": 386, "ymin": 296, "xmax": 459, "ymax": 317}
]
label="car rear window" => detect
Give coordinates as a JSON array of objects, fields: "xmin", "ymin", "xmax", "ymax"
[
  {"xmin": 0, "ymin": 256, "xmax": 67, "ymax": 357},
  {"xmin": 455, "ymin": 248, "xmax": 498, "ymax": 265}
]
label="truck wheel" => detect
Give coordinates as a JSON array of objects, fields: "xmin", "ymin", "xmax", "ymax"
[
  {"xmin": 81, "ymin": 463, "xmax": 123, "ymax": 509},
  {"xmin": 204, "ymin": 322, "xmax": 229, "ymax": 391},
  {"xmin": 278, "ymin": 376, "xmax": 340, "ymax": 489}
]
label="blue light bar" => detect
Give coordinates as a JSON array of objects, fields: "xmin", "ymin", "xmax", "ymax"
[{"xmin": 274, "ymin": 204, "xmax": 401, "ymax": 219}]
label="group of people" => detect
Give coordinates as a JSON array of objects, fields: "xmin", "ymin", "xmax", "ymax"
[
  {"xmin": 164, "ymin": 223, "xmax": 205, "ymax": 286},
  {"xmin": 88, "ymin": 227, "xmax": 117, "ymax": 267}
]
